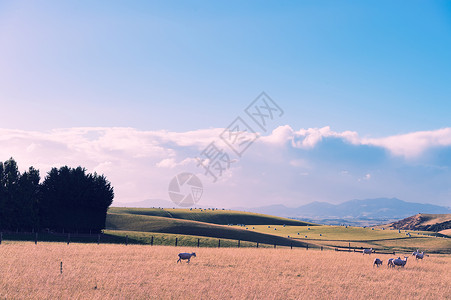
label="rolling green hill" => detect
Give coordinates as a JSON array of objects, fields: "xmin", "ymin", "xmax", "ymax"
[
  {"xmin": 103, "ymin": 207, "xmax": 450, "ymax": 252},
  {"xmin": 108, "ymin": 207, "xmax": 314, "ymax": 226},
  {"xmin": 106, "ymin": 212, "xmax": 310, "ymax": 247}
]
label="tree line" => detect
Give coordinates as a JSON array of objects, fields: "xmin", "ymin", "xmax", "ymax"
[{"xmin": 0, "ymin": 158, "xmax": 114, "ymax": 233}]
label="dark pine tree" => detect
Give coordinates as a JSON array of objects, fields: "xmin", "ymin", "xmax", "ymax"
[
  {"xmin": 0, "ymin": 161, "xmax": 5, "ymax": 229},
  {"xmin": 39, "ymin": 166, "xmax": 114, "ymax": 233},
  {"xmin": 0, "ymin": 158, "xmax": 40, "ymax": 230},
  {"xmin": 0, "ymin": 158, "xmax": 20, "ymax": 230},
  {"xmin": 17, "ymin": 167, "xmax": 40, "ymax": 230}
]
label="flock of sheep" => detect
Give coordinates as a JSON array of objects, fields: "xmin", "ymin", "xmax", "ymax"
[
  {"xmin": 176, "ymin": 249, "xmax": 428, "ymax": 266},
  {"xmin": 367, "ymin": 248, "xmax": 427, "ymax": 268}
]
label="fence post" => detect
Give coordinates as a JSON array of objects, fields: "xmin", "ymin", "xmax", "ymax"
[
  {"xmin": 321, "ymin": 246, "xmax": 323, "ymax": 251},
  {"xmin": 274, "ymin": 243, "xmax": 276, "ymax": 249},
  {"xmin": 35, "ymin": 232, "xmax": 38, "ymax": 245},
  {"xmin": 151, "ymin": 236, "xmax": 154, "ymax": 246},
  {"xmin": 0, "ymin": 232, "xmax": 2, "ymax": 245},
  {"xmin": 67, "ymin": 233, "xmax": 70, "ymax": 245},
  {"xmin": 125, "ymin": 235, "xmax": 128, "ymax": 246},
  {"xmin": 60, "ymin": 261, "xmax": 63, "ymax": 274},
  {"xmin": 306, "ymin": 244, "xmax": 308, "ymax": 250},
  {"xmin": 197, "ymin": 238, "xmax": 200, "ymax": 248},
  {"xmin": 290, "ymin": 242, "xmax": 293, "ymax": 249},
  {"xmin": 218, "ymin": 239, "xmax": 221, "ymax": 248},
  {"xmin": 175, "ymin": 238, "xmax": 178, "ymax": 247},
  {"xmin": 238, "ymin": 240, "xmax": 240, "ymax": 248},
  {"xmin": 256, "ymin": 242, "xmax": 259, "ymax": 248}
]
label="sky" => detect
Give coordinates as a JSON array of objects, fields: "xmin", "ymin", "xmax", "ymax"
[{"xmin": 0, "ymin": 1, "xmax": 450, "ymax": 208}]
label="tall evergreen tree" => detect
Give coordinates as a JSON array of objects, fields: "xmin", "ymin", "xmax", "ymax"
[
  {"xmin": 1, "ymin": 158, "xmax": 20, "ymax": 230},
  {"xmin": 0, "ymin": 161, "xmax": 5, "ymax": 229},
  {"xmin": 17, "ymin": 167, "xmax": 40, "ymax": 229},
  {"xmin": 39, "ymin": 166, "xmax": 114, "ymax": 232},
  {"xmin": 0, "ymin": 158, "xmax": 40, "ymax": 230}
]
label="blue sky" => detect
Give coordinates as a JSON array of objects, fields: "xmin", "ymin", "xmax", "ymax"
[{"xmin": 1, "ymin": 1, "xmax": 450, "ymax": 207}]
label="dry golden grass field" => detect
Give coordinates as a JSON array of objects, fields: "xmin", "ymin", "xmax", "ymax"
[{"xmin": 0, "ymin": 243, "xmax": 450, "ymax": 299}]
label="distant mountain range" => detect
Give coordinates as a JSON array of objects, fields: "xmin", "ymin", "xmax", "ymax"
[
  {"xmin": 113, "ymin": 197, "xmax": 451, "ymax": 225},
  {"xmin": 233, "ymin": 198, "xmax": 451, "ymax": 220}
]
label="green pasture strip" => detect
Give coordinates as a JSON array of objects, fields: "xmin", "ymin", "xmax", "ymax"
[
  {"xmin": 108, "ymin": 207, "xmax": 315, "ymax": 226},
  {"xmin": 106, "ymin": 213, "xmax": 311, "ymax": 247},
  {"xmin": 104, "ymin": 230, "xmax": 273, "ymax": 248},
  {"xmin": 303, "ymin": 235, "xmax": 451, "ymax": 254},
  {"xmin": 246, "ymin": 225, "xmax": 437, "ymax": 241},
  {"xmin": 372, "ymin": 236, "xmax": 451, "ymax": 254}
]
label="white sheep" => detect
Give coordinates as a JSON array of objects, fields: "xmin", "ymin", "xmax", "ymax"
[
  {"xmin": 412, "ymin": 249, "xmax": 420, "ymax": 256},
  {"xmin": 415, "ymin": 252, "xmax": 425, "ymax": 260},
  {"xmin": 363, "ymin": 248, "xmax": 373, "ymax": 255},
  {"xmin": 177, "ymin": 252, "xmax": 196, "ymax": 263},
  {"xmin": 373, "ymin": 258, "xmax": 383, "ymax": 267},
  {"xmin": 387, "ymin": 258, "xmax": 395, "ymax": 268},
  {"xmin": 393, "ymin": 256, "xmax": 408, "ymax": 267}
]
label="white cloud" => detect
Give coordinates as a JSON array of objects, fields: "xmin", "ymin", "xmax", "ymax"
[
  {"xmin": 362, "ymin": 128, "xmax": 451, "ymax": 159},
  {"xmin": 261, "ymin": 125, "xmax": 451, "ymax": 159},
  {"xmin": 1, "ymin": 125, "xmax": 450, "ymax": 207}
]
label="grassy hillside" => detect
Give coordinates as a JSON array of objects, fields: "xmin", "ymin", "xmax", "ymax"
[
  {"xmin": 105, "ymin": 208, "xmax": 451, "ymax": 252},
  {"xmin": 108, "ymin": 207, "xmax": 314, "ymax": 226},
  {"xmin": 106, "ymin": 213, "xmax": 310, "ymax": 247},
  {"xmin": 244, "ymin": 224, "xmax": 451, "ymax": 253},
  {"xmin": 247, "ymin": 225, "xmax": 432, "ymax": 241},
  {"xmin": 379, "ymin": 213, "xmax": 451, "ymax": 232},
  {"xmin": 419, "ymin": 214, "xmax": 451, "ymax": 225},
  {"xmin": 104, "ymin": 230, "xmax": 270, "ymax": 248}
]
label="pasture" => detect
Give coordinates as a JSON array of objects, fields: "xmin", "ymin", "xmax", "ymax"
[
  {"xmin": 103, "ymin": 208, "xmax": 451, "ymax": 253},
  {"xmin": 232, "ymin": 225, "xmax": 451, "ymax": 253},
  {"xmin": 0, "ymin": 243, "xmax": 449, "ymax": 299}
]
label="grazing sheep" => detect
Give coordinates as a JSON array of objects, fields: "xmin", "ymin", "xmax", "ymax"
[
  {"xmin": 393, "ymin": 256, "xmax": 408, "ymax": 267},
  {"xmin": 415, "ymin": 252, "xmax": 425, "ymax": 260},
  {"xmin": 177, "ymin": 252, "xmax": 196, "ymax": 263},
  {"xmin": 363, "ymin": 248, "xmax": 373, "ymax": 255},
  {"xmin": 373, "ymin": 258, "xmax": 383, "ymax": 267},
  {"xmin": 412, "ymin": 249, "xmax": 420, "ymax": 256},
  {"xmin": 387, "ymin": 258, "xmax": 395, "ymax": 268}
]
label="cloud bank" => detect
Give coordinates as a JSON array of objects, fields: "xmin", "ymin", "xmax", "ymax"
[{"xmin": 1, "ymin": 125, "xmax": 450, "ymax": 207}]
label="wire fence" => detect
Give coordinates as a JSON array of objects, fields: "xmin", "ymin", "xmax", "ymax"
[{"xmin": 0, "ymin": 230, "xmax": 436, "ymax": 255}]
